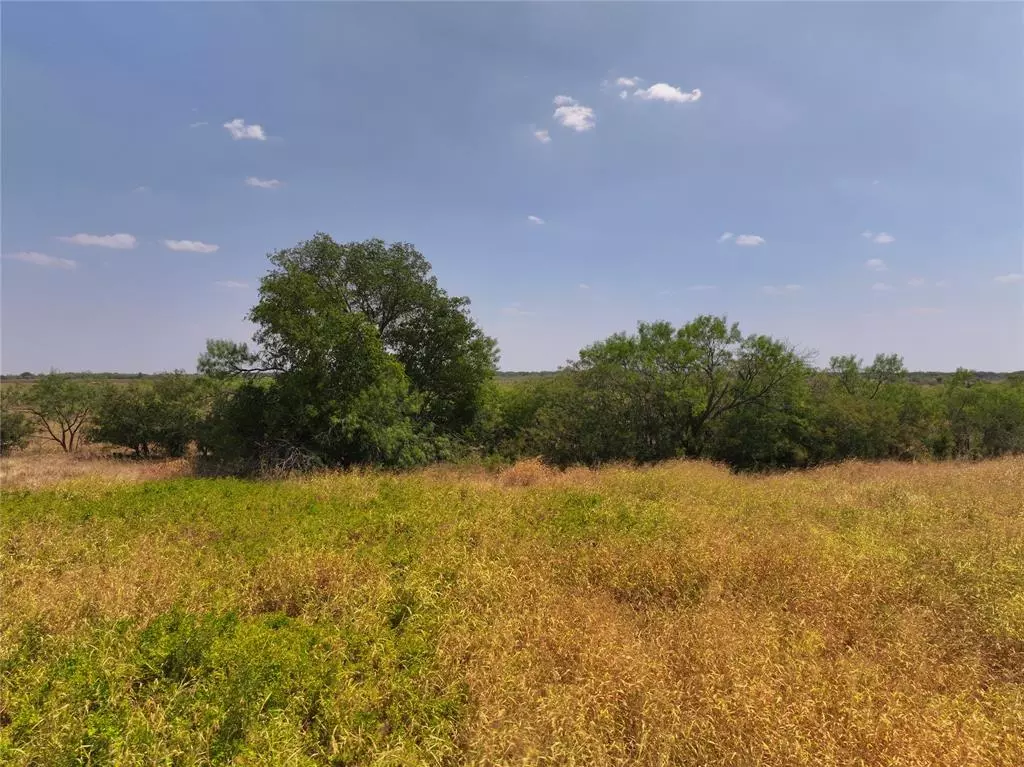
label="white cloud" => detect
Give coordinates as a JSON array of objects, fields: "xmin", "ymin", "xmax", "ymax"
[
  {"xmin": 164, "ymin": 239, "xmax": 219, "ymax": 253},
  {"xmin": 905, "ymin": 307, "xmax": 943, "ymax": 315},
  {"xmin": 717, "ymin": 232, "xmax": 734, "ymax": 243},
  {"xmin": 908, "ymin": 277, "xmax": 927, "ymax": 287},
  {"xmin": 223, "ymin": 118, "xmax": 266, "ymax": 141},
  {"xmin": 688, "ymin": 284, "xmax": 717, "ymax": 291},
  {"xmin": 533, "ymin": 129, "xmax": 551, "ymax": 144},
  {"xmin": 501, "ymin": 303, "xmax": 536, "ymax": 317},
  {"xmin": 865, "ymin": 258, "xmax": 887, "ymax": 272},
  {"xmin": 215, "ymin": 280, "xmax": 248, "ymax": 289},
  {"xmin": 872, "ymin": 232, "xmax": 895, "ymax": 244},
  {"xmin": 762, "ymin": 284, "xmax": 802, "ymax": 296},
  {"xmin": 132, "ymin": 185, "xmax": 150, "ymax": 194},
  {"xmin": 615, "ymin": 77, "xmax": 640, "ymax": 88},
  {"xmin": 578, "ymin": 283, "xmax": 590, "ymax": 290},
  {"xmin": 871, "ymin": 282, "xmax": 894, "ymax": 291},
  {"xmin": 633, "ymin": 84, "xmax": 702, "ymax": 103},
  {"xmin": 995, "ymin": 273, "xmax": 1024, "ymax": 284},
  {"xmin": 934, "ymin": 279, "xmax": 949, "ymax": 288},
  {"xmin": 189, "ymin": 121, "xmax": 208, "ymax": 128},
  {"xmin": 245, "ymin": 177, "xmax": 281, "ymax": 189},
  {"xmin": 5, "ymin": 251, "xmax": 76, "ymax": 270},
  {"xmin": 619, "ymin": 91, "xmax": 629, "ymax": 100},
  {"xmin": 527, "ymin": 215, "xmax": 545, "ymax": 225},
  {"xmin": 734, "ymin": 234, "xmax": 765, "ymax": 247},
  {"xmin": 553, "ymin": 96, "xmax": 596, "ymax": 131},
  {"xmin": 58, "ymin": 233, "xmax": 136, "ymax": 249}
]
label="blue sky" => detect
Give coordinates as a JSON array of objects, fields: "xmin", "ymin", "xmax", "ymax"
[{"xmin": 2, "ymin": 2, "xmax": 1022, "ymax": 373}]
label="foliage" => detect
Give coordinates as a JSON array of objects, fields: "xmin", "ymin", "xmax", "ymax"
[
  {"xmin": 2, "ymin": 459, "xmax": 1022, "ymax": 763},
  {"xmin": 90, "ymin": 373, "xmax": 211, "ymax": 457},
  {"xmin": 19, "ymin": 372, "xmax": 97, "ymax": 452},
  {"xmin": 198, "ymin": 235, "xmax": 497, "ymax": 470},
  {"xmin": 515, "ymin": 316, "xmax": 810, "ymax": 466},
  {"xmin": 0, "ymin": 391, "xmax": 33, "ymax": 454}
]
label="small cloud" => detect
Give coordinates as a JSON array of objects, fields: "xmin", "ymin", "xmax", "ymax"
[
  {"xmin": 734, "ymin": 234, "xmax": 765, "ymax": 247},
  {"xmin": 553, "ymin": 95, "xmax": 596, "ymax": 132},
  {"xmin": 633, "ymin": 84, "xmax": 702, "ymax": 103},
  {"xmin": 527, "ymin": 215, "xmax": 545, "ymax": 225},
  {"xmin": 905, "ymin": 307, "xmax": 943, "ymax": 315},
  {"xmin": 615, "ymin": 76, "xmax": 641, "ymax": 88},
  {"xmin": 908, "ymin": 277, "xmax": 927, "ymax": 287},
  {"xmin": 223, "ymin": 118, "xmax": 267, "ymax": 141},
  {"xmin": 688, "ymin": 284, "xmax": 717, "ymax": 291},
  {"xmin": 578, "ymin": 283, "xmax": 590, "ymax": 290},
  {"xmin": 872, "ymin": 179, "xmax": 881, "ymax": 185},
  {"xmin": 533, "ymin": 129, "xmax": 551, "ymax": 144},
  {"xmin": 871, "ymin": 282, "xmax": 894, "ymax": 291},
  {"xmin": 214, "ymin": 280, "xmax": 248, "ymax": 289},
  {"xmin": 717, "ymin": 232, "xmax": 734, "ymax": 243},
  {"xmin": 995, "ymin": 273, "xmax": 1024, "ymax": 284},
  {"xmin": 58, "ymin": 233, "xmax": 136, "ymax": 249},
  {"xmin": 657, "ymin": 289, "xmax": 675, "ymax": 296},
  {"xmin": 935, "ymin": 279, "xmax": 949, "ymax": 288},
  {"xmin": 189, "ymin": 121, "xmax": 208, "ymax": 128},
  {"xmin": 619, "ymin": 91, "xmax": 629, "ymax": 100},
  {"xmin": 164, "ymin": 239, "xmax": 219, "ymax": 253},
  {"xmin": 132, "ymin": 185, "xmax": 150, "ymax": 194},
  {"xmin": 762, "ymin": 284, "xmax": 802, "ymax": 296},
  {"xmin": 5, "ymin": 251, "xmax": 76, "ymax": 270},
  {"xmin": 501, "ymin": 302, "xmax": 536, "ymax": 317},
  {"xmin": 245, "ymin": 177, "xmax": 281, "ymax": 189},
  {"xmin": 865, "ymin": 258, "xmax": 887, "ymax": 272},
  {"xmin": 861, "ymin": 231, "xmax": 894, "ymax": 244}
]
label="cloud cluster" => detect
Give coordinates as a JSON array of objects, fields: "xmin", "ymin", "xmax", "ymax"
[
  {"xmin": 5, "ymin": 251, "xmax": 76, "ymax": 270},
  {"xmin": 552, "ymin": 95, "xmax": 596, "ymax": 132},
  {"xmin": 245, "ymin": 177, "xmax": 281, "ymax": 189},
  {"xmin": 223, "ymin": 118, "xmax": 266, "ymax": 141},
  {"xmin": 865, "ymin": 258, "xmax": 887, "ymax": 272},
  {"xmin": 59, "ymin": 233, "xmax": 137, "ymax": 249},
  {"xmin": 164, "ymin": 239, "xmax": 219, "ymax": 253},
  {"xmin": 719, "ymin": 233, "xmax": 765, "ymax": 247},
  {"xmin": 501, "ymin": 302, "xmax": 536, "ymax": 317},
  {"xmin": 633, "ymin": 84, "xmax": 702, "ymax": 103},
  {"xmin": 861, "ymin": 231, "xmax": 895, "ymax": 244},
  {"xmin": 995, "ymin": 273, "xmax": 1023, "ymax": 284},
  {"xmin": 762, "ymin": 284, "xmax": 802, "ymax": 296}
]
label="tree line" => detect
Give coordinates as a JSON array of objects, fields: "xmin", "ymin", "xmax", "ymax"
[{"xmin": 3, "ymin": 234, "xmax": 1023, "ymax": 470}]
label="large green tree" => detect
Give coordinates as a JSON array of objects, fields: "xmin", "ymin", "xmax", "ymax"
[
  {"xmin": 198, "ymin": 235, "xmax": 496, "ymax": 468},
  {"xmin": 528, "ymin": 316, "xmax": 810, "ymax": 466}
]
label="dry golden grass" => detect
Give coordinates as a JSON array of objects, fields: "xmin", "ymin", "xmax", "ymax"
[
  {"xmin": 1, "ymin": 443, "xmax": 189, "ymax": 491},
  {"xmin": 1, "ymin": 456, "xmax": 1022, "ymax": 765}
]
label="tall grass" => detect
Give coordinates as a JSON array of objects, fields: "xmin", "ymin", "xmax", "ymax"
[{"xmin": 1, "ymin": 458, "xmax": 1021, "ymax": 765}]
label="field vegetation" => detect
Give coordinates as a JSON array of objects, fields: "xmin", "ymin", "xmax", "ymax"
[{"xmin": 2, "ymin": 457, "xmax": 1022, "ymax": 765}]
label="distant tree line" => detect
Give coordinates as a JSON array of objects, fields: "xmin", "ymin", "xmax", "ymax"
[{"xmin": 2, "ymin": 233, "xmax": 1023, "ymax": 469}]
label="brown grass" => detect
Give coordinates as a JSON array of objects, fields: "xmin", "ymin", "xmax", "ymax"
[{"xmin": 1, "ymin": 455, "xmax": 1022, "ymax": 765}]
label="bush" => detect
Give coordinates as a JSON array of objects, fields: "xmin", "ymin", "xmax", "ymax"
[{"xmin": 0, "ymin": 401, "xmax": 33, "ymax": 454}]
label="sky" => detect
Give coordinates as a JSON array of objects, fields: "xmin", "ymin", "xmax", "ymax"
[{"xmin": 2, "ymin": 2, "xmax": 1022, "ymax": 374}]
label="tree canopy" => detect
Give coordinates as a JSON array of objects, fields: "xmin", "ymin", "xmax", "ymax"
[{"xmin": 198, "ymin": 234, "xmax": 497, "ymax": 469}]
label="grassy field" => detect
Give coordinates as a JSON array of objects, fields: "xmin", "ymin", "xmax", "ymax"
[{"xmin": 1, "ymin": 457, "xmax": 1022, "ymax": 766}]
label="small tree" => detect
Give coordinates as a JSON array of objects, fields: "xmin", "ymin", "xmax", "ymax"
[{"xmin": 23, "ymin": 373, "xmax": 95, "ymax": 452}]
